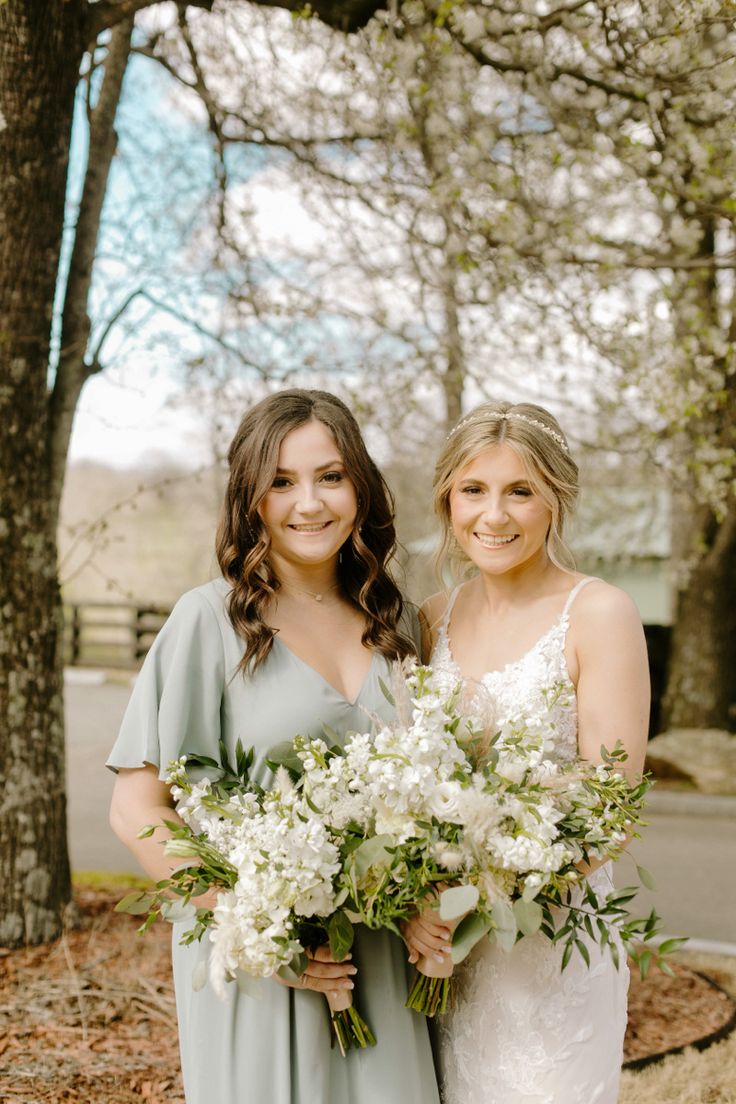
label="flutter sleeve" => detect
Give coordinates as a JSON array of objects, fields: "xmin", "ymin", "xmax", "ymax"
[{"xmin": 106, "ymin": 587, "xmax": 227, "ymax": 780}]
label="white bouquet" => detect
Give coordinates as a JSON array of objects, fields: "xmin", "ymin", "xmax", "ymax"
[
  {"xmin": 269, "ymin": 662, "xmax": 679, "ymax": 1017},
  {"xmin": 116, "ymin": 742, "xmax": 373, "ymax": 1054}
]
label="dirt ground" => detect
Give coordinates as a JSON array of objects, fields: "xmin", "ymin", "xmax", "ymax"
[{"xmin": 1, "ymin": 884, "xmax": 734, "ymax": 1104}]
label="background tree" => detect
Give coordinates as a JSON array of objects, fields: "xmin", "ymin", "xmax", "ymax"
[{"xmin": 0, "ymin": 0, "xmax": 381, "ymax": 948}]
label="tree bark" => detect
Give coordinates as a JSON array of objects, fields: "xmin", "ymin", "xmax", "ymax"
[
  {"xmin": 0, "ymin": 0, "xmax": 87, "ymax": 945},
  {"xmin": 660, "ymin": 219, "xmax": 736, "ymax": 732},
  {"xmin": 661, "ymin": 505, "xmax": 736, "ymax": 731}
]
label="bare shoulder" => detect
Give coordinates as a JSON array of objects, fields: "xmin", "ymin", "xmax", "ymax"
[{"xmin": 572, "ymin": 578, "xmax": 644, "ymax": 639}]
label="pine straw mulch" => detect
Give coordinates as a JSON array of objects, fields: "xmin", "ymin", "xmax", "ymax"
[{"xmin": 1, "ymin": 884, "xmax": 735, "ymax": 1104}]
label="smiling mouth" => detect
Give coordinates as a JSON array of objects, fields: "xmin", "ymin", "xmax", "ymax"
[
  {"xmin": 288, "ymin": 522, "xmax": 332, "ymax": 533},
  {"xmin": 474, "ymin": 533, "xmax": 518, "ymax": 548}
]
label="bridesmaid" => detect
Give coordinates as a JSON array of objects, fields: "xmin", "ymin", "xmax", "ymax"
[{"xmin": 107, "ymin": 389, "xmax": 440, "ymax": 1104}]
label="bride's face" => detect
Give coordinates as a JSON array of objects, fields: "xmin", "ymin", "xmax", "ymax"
[
  {"xmin": 258, "ymin": 419, "xmax": 358, "ymax": 571},
  {"xmin": 449, "ymin": 444, "xmax": 552, "ymax": 575}
]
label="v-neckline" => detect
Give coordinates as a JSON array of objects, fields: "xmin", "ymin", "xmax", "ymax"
[
  {"xmin": 442, "ymin": 617, "xmax": 564, "ymax": 680},
  {"xmin": 274, "ymin": 637, "xmax": 376, "ymax": 707}
]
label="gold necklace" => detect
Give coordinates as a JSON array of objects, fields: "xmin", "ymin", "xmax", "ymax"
[{"xmin": 279, "ymin": 580, "xmax": 341, "ymax": 603}]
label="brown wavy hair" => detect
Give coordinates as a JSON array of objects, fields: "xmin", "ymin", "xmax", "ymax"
[{"xmin": 216, "ymin": 388, "xmax": 415, "ymax": 672}]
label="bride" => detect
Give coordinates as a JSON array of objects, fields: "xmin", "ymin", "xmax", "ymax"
[{"xmin": 404, "ymin": 400, "xmax": 650, "ymax": 1104}]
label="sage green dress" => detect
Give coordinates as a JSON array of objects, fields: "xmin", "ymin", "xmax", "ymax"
[{"xmin": 107, "ymin": 578, "xmax": 439, "ymax": 1104}]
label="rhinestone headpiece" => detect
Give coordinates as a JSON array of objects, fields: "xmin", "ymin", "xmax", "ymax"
[{"xmin": 447, "ymin": 411, "xmax": 569, "ymax": 453}]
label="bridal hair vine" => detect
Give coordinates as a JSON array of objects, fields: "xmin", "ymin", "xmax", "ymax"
[{"xmin": 447, "ymin": 411, "xmax": 570, "ymax": 453}]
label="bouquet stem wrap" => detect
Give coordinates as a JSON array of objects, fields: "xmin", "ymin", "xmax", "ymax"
[{"xmin": 326, "ymin": 989, "xmax": 376, "ymax": 1055}]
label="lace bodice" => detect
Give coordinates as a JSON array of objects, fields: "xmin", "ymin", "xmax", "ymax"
[{"xmin": 431, "ymin": 577, "xmax": 595, "ymax": 767}]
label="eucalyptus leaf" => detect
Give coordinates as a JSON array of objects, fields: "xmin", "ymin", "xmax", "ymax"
[
  {"xmin": 450, "ymin": 910, "xmax": 491, "ymax": 964},
  {"xmin": 513, "ymin": 898, "xmax": 543, "ymax": 936},
  {"xmin": 439, "ymin": 884, "xmax": 480, "ymax": 921},
  {"xmin": 348, "ymin": 835, "xmax": 394, "ymax": 879},
  {"xmin": 491, "ymin": 900, "xmax": 518, "ymax": 952}
]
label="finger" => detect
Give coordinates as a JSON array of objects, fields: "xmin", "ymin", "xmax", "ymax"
[
  {"xmin": 302, "ymin": 970, "xmax": 355, "ymax": 993},
  {"xmin": 309, "ymin": 945, "xmax": 353, "ymax": 964},
  {"xmin": 408, "ymin": 934, "xmax": 450, "ymax": 960},
  {"xmin": 417, "ymin": 915, "xmax": 452, "ymax": 939},
  {"xmin": 305, "ymin": 960, "xmax": 357, "ymax": 982}
]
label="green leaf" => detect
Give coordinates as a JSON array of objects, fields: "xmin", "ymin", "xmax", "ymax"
[
  {"xmin": 636, "ymin": 864, "xmax": 657, "ymax": 891},
  {"xmin": 656, "ymin": 936, "xmax": 689, "ymax": 956},
  {"xmin": 328, "ymin": 911, "xmax": 355, "ymax": 962},
  {"xmin": 378, "ymin": 677, "xmax": 396, "ymax": 707},
  {"xmin": 348, "ymin": 835, "xmax": 394, "ymax": 879},
  {"xmin": 609, "ymin": 940, "xmax": 620, "ymax": 971},
  {"xmin": 561, "ymin": 940, "xmax": 573, "ymax": 971},
  {"xmin": 513, "ymin": 898, "xmax": 543, "ymax": 937},
  {"xmin": 137, "ymin": 824, "xmax": 157, "ymax": 839},
  {"xmin": 450, "ymin": 911, "xmax": 490, "ymax": 964},
  {"xmin": 637, "ymin": 950, "xmax": 653, "ymax": 980},
  {"xmin": 439, "ymin": 884, "xmax": 480, "ymax": 921},
  {"xmin": 265, "ymin": 741, "xmax": 305, "ymax": 777},
  {"xmin": 115, "ymin": 891, "xmax": 153, "ymax": 916},
  {"xmin": 491, "ymin": 901, "xmax": 517, "ymax": 952},
  {"xmin": 574, "ymin": 938, "xmax": 590, "ymax": 968}
]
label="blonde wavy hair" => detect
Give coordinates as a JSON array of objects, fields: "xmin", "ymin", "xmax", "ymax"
[{"xmin": 433, "ymin": 400, "xmax": 580, "ymax": 581}]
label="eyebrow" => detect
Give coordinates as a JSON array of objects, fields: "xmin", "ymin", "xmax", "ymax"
[
  {"xmin": 457, "ymin": 476, "xmax": 533, "ymax": 488},
  {"xmin": 275, "ymin": 459, "xmax": 345, "ymax": 475}
]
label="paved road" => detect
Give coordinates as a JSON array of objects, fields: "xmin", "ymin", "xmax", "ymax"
[{"xmin": 65, "ymin": 676, "xmax": 736, "ymax": 945}]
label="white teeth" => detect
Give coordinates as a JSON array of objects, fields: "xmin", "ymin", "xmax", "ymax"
[
  {"xmin": 475, "ymin": 534, "xmax": 516, "ymax": 547},
  {"xmin": 291, "ymin": 524, "xmax": 328, "ymax": 532}
]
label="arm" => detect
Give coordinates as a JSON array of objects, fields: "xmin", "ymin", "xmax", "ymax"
[
  {"xmin": 570, "ymin": 583, "xmax": 650, "ymax": 873},
  {"xmin": 571, "ymin": 582, "xmax": 650, "ymax": 782},
  {"xmin": 109, "ymin": 763, "xmax": 185, "ymax": 884}
]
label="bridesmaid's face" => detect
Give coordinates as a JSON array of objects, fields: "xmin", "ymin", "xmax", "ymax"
[
  {"xmin": 449, "ymin": 444, "xmax": 552, "ymax": 575},
  {"xmin": 258, "ymin": 419, "xmax": 358, "ymax": 570}
]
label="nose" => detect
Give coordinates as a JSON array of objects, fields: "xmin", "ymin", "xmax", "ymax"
[
  {"xmin": 295, "ymin": 481, "xmax": 323, "ymax": 514},
  {"xmin": 481, "ymin": 496, "xmax": 508, "ymax": 526}
]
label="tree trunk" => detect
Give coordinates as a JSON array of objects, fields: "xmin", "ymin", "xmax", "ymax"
[
  {"xmin": 0, "ymin": 1, "xmax": 87, "ymax": 944},
  {"xmin": 661, "ymin": 504, "xmax": 736, "ymax": 731},
  {"xmin": 659, "ymin": 217, "xmax": 736, "ymax": 733}
]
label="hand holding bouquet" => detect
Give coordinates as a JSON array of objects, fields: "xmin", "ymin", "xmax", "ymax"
[{"xmin": 116, "ymin": 741, "xmax": 374, "ymax": 1054}]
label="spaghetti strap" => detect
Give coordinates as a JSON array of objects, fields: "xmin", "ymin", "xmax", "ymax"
[
  {"xmin": 561, "ymin": 576, "xmax": 597, "ymax": 619},
  {"xmin": 439, "ymin": 585, "xmax": 463, "ymax": 633}
]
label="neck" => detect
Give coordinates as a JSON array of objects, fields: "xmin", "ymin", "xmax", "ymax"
[
  {"xmin": 271, "ymin": 555, "xmax": 341, "ymax": 600},
  {"xmin": 475, "ymin": 550, "xmax": 563, "ymax": 612}
]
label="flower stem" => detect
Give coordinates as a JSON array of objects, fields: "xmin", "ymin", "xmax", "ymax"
[
  {"xmin": 405, "ymin": 971, "xmax": 451, "ymax": 1017},
  {"xmin": 331, "ymin": 1006, "xmax": 376, "ymax": 1054}
]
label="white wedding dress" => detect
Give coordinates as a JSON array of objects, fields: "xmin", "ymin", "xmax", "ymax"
[{"xmin": 433, "ymin": 578, "xmax": 629, "ymax": 1104}]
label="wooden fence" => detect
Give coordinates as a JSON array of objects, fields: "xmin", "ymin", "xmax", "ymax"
[{"xmin": 63, "ymin": 602, "xmax": 171, "ymax": 669}]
